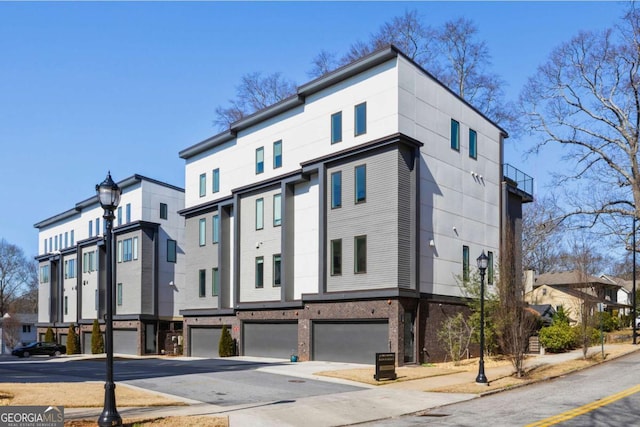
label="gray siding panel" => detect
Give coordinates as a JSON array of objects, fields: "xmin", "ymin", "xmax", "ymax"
[
  {"xmin": 243, "ymin": 322, "xmax": 297, "ymax": 358},
  {"xmin": 312, "ymin": 321, "xmax": 389, "ymax": 364},
  {"xmin": 190, "ymin": 327, "xmax": 222, "ymax": 358},
  {"xmin": 397, "ymin": 146, "xmax": 415, "ymax": 288},
  {"xmin": 184, "ymin": 211, "xmax": 219, "ymax": 308}
]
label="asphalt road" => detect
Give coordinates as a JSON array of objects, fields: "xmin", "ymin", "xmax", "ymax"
[{"xmin": 0, "ymin": 356, "xmax": 364, "ymax": 407}]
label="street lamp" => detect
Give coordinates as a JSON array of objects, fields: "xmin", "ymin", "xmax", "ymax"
[
  {"xmin": 476, "ymin": 251, "xmax": 489, "ymax": 385},
  {"xmin": 96, "ymin": 172, "xmax": 122, "ymax": 427}
]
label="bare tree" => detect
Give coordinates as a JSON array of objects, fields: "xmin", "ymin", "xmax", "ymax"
[
  {"xmin": 1, "ymin": 313, "xmax": 21, "ymax": 350},
  {"xmin": 437, "ymin": 312, "xmax": 474, "ymax": 365},
  {"xmin": 522, "ymin": 194, "xmax": 566, "ymax": 273},
  {"xmin": 0, "ymin": 239, "xmax": 32, "ymax": 317},
  {"xmin": 9, "ymin": 260, "xmax": 38, "ymax": 314},
  {"xmin": 214, "ymin": 72, "xmax": 297, "ymax": 130},
  {"xmin": 520, "ymin": 6, "xmax": 640, "ymax": 249}
]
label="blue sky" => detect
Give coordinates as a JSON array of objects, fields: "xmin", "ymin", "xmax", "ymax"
[{"xmin": 0, "ymin": 1, "xmax": 630, "ymax": 258}]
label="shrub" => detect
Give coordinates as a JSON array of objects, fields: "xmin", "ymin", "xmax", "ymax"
[
  {"xmin": 91, "ymin": 319, "xmax": 104, "ymax": 354},
  {"xmin": 595, "ymin": 312, "xmax": 620, "ymax": 332},
  {"xmin": 44, "ymin": 327, "xmax": 55, "ymax": 343},
  {"xmin": 437, "ymin": 312, "xmax": 473, "ymax": 365},
  {"xmin": 539, "ymin": 322, "xmax": 575, "ymax": 353},
  {"xmin": 218, "ymin": 325, "xmax": 234, "ymax": 357},
  {"xmin": 66, "ymin": 323, "xmax": 79, "ymax": 354}
]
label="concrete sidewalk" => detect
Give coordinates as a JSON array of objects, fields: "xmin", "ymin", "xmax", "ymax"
[{"xmin": 64, "ymin": 344, "xmax": 640, "ymax": 426}]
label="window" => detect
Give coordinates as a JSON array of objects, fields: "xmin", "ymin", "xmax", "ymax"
[
  {"xmin": 123, "ymin": 238, "xmax": 132, "ymax": 262},
  {"xmin": 256, "ymin": 198, "xmax": 264, "ymax": 230},
  {"xmin": 451, "ymin": 119, "xmax": 460, "ymax": 151},
  {"xmin": 273, "ymin": 254, "xmax": 281, "ymax": 287},
  {"xmin": 469, "ymin": 129, "xmax": 477, "ymax": 159},
  {"xmin": 354, "ymin": 235, "xmax": 367, "ymax": 274},
  {"xmin": 117, "ymin": 283, "xmax": 123, "ymax": 306},
  {"xmin": 463, "ymin": 245, "xmax": 470, "ymax": 281},
  {"xmin": 273, "ymin": 140, "xmax": 282, "ymax": 169},
  {"xmin": 87, "ymin": 251, "xmax": 96, "ymax": 272},
  {"xmin": 331, "ymin": 111, "xmax": 342, "ymax": 143},
  {"xmin": 212, "ymin": 214, "xmax": 219, "ymax": 243},
  {"xmin": 160, "ymin": 203, "xmax": 168, "ymax": 220},
  {"xmin": 199, "ymin": 218, "xmax": 206, "ymax": 246},
  {"xmin": 126, "ymin": 203, "xmax": 131, "ymax": 223},
  {"xmin": 330, "ymin": 239, "xmax": 342, "ymax": 276},
  {"xmin": 117, "ymin": 207, "xmax": 122, "ymax": 226},
  {"xmin": 256, "ymin": 147, "xmax": 264, "ymax": 174},
  {"xmin": 95, "ymin": 218, "xmax": 100, "ymax": 236},
  {"xmin": 331, "ymin": 171, "xmax": 342, "ymax": 209},
  {"xmin": 212, "ymin": 168, "xmax": 220, "ymax": 193},
  {"xmin": 39, "ymin": 265, "xmax": 49, "ymax": 283},
  {"xmin": 22, "ymin": 325, "xmax": 31, "ymax": 333},
  {"xmin": 255, "ymin": 257, "xmax": 264, "ymax": 288},
  {"xmin": 44, "ymin": 239, "xmax": 47, "ymax": 253},
  {"xmin": 199, "ymin": 173, "xmax": 206, "ymax": 197},
  {"xmin": 488, "ymin": 251, "xmax": 494, "ymax": 285},
  {"xmin": 64, "ymin": 232, "xmax": 68, "ymax": 248},
  {"xmin": 355, "ymin": 102, "xmax": 367, "ymax": 136},
  {"xmin": 167, "ymin": 239, "xmax": 177, "ymax": 263},
  {"xmin": 70, "ymin": 230, "xmax": 74, "ymax": 246},
  {"xmin": 212, "ymin": 267, "xmax": 219, "ymax": 296},
  {"xmin": 64, "ymin": 296, "xmax": 68, "ymax": 315},
  {"xmin": 67, "ymin": 259, "xmax": 76, "ymax": 279},
  {"xmin": 95, "ymin": 289, "xmax": 99, "ymax": 311},
  {"xmin": 355, "ymin": 165, "xmax": 366, "ymax": 203},
  {"xmin": 88, "ymin": 221, "xmax": 92, "ymax": 239},
  {"xmin": 273, "ymin": 194, "xmax": 282, "ymax": 226},
  {"xmin": 133, "ymin": 237, "xmax": 138, "ymax": 260},
  {"xmin": 117, "ymin": 241, "xmax": 123, "ymax": 263},
  {"xmin": 199, "ymin": 269, "xmax": 206, "ymax": 297}
]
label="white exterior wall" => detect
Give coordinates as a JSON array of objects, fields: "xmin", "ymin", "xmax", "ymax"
[
  {"xmin": 293, "ymin": 175, "xmax": 319, "ymax": 299},
  {"xmin": 396, "ymin": 57, "xmax": 501, "ymax": 298}
]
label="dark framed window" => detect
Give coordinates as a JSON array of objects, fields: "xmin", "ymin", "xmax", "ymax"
[
  {"xmin": 273, "ymin": 140, "xmax": 282, "ymax": 168},
  {"xmin": 331, "ymin": 111, "xmax": 342, "ymax": 143},
  {"xmin": 330, "ymin": 239, "xmax": 342, "ymax": 276},
  {"xmin": 160, "ymin": 203, "xmax": 168, "ymax": 220},
  {"xmin": 451, "ymin": 119, "xmax": 460, "ymax": 151},
  {"xmin": 255, "ymin": 257, "xmax": 264, "ymax": 288},
  {"xmin": 354, "ymin": 235, "xmax": 367, "ymax": 274},
  {"xmin": 117, "ymin": 206, "xmax": 122, "ymax": 226},
  {"xmin": 273, "ymin": 194, "xmax": 282, "ymax": 226},
  {"xmin": 126, "ymin": 203, "xmax": 131, "ymax": 223},
  {"xmin": 212, "ymin": 168, "xmax": 220, "ymax": 193},
  {"xmin": 355, "ymin": 165, "xmax": 366, "ymax": 203},
  {"xmin": 212, "ymin": 214, "xmax": 219, "ymax": 243},
  {"xmin": 273, "ymin": 254, "xmax": 281, "ymax": 287},
  {"xmin": 199, "ymin": 269, "xmax": 206, "ymax": 297},
  {"xmin": 488, "ymin": 251, "xmax": 494, "ymax": 284},
  {"xmin": 469, "ymin": 129, "xmax": 477, "ymax": 159},
  {"xmin": 199, "ymin": 218, "xmax": 206, "ymax": 246},
  {"xmin": 212, "ymin": 267, "xmax": 219, "ymax": 296},
  {"xmin": 256, "ymin": 147, "xmax": 264, "ymax": 174},
  {"xmin": 199, "ymin": 173, "xmax": 206, "ymax": 197},
  {"xmin": 331, "ymin": 171, "xmax": 342, "ymax": 208},
  {"xmin": 64, "ymin": 296, "xmax": 68, "ymax": 315},
  {"xmin": 167, "ymin": 239, "xmax": 177, "ymax": 263},
  {"xmin": 256, "ymin": 198, "xmax": 264, "ymax": 230},
  {"xmin": 463, "ymin": 245, "xmax": 470, "ymax": 281},
  {"xmin": 355, "ymin": 102, "xmax": 367, "ymax": 136},
  {"xmin": 117, "ymin": 283, "xmax": 123, "ymax": 306}
]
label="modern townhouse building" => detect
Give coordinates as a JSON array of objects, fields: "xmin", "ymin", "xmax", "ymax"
[
  {"xmin": 34, "ymin": 175, "xmax": 185, "ymax": 355},
  {"xmin": 178, "ymin": 45, "xmax": 532, "ymax": 364}
]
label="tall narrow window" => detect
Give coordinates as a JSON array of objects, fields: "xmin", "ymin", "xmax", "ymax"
[
  {"xmin": 49, "ymin": 237, "xmax": 52, "ymax": 252},
  {"xmin": 212, "ymin": 214, "xmax": 219, "ymax": 243},
  {"xmin": 95, "ymin": 289, "xmax": 99, "ymax": 311},
  {"xmin": 212, "ymin": 267, "xmax": 219, "ymax": 296},
  {"xmin": 199, "ymin": 218, "xmax": 206, "ymax": 246},
  {"xmin": 133, "ymin": 237, "xmax": 138, "ymax": 260},
  {"xmin": 126, "ymin": 203, "xmax": 131, "ymax": 223},
  {"xmin": 199, "ymin": 173, "xmax": 206, "ymax": 197},
  {"xmin": 488, "ymin": 251, "xmax": 494, "ymax": 285},
  {"xmin": 331, "ymin": 171, "xmax": 342, "ymax": 209},
  {"xmin": 256, "ymin": 147, "xmax": 264, "ymax": 174},
  {"xmin": 117, "ymin": 283, "xmax": 123, "ymax": 306},
  {"xmin": 44, "ymin": 239, "xmax": 48, "ymax": 254},
  {"xmin": 355, "ymin": 165, "xmax": 366, "ymax": 203},
  {"xmin": 64, "ymin": 260, "xmax": 69, "ymax": 279},
  {"xmin": 167, "ymin": 239, "xmax": 177, "ymax": 263},
  {"xmin": 68, "ymin": 259, "xmax": 76, "ymax": 278},
  {"xmin": 117, "ymin": 207, "xmax": 122, "ymax": 226},
  {"xmin": 255, "ymin": 198, "xmax": 264, "ymax": 230},
  {"xmin": 160, "ymin": 203, "xmax": 168, "ymax": 220},
  {"xmin": 95, "ymin": 218, "xmax": 100, "ymax": 236},
  {"xmin": 330, "ymin": 239, "xmax": 342, "ymax": 276},
  {"xmin": 88, "ymin": 221, "xmax": 92, "ymax": 239},
  {"xmin": 199, "ymin": 269, "xmax": 206, "ymax": 297},
  {"xmin": 255, "ymin": 257, "xmax": 264, "ymax": 288},
  {"xmin": 64, "ymin": 232, "xmax": 68, "ymax": 248},
  {"xmin": 123, "ymin": 238, "xmax": 132, "ymax": 262},
  {"xmin": 463, "ymin": 245, "xmax": 470, "ymax": 281},
  {"xmin": 469, "ymin": 129, "xmax": 477, "ymax": 159},
  {"xmin": 331, "ymin": 111, "xmax": 342, "ymax": 143},
  {"xmin": 70, "ymin": 230, "xmax": 74, "ymax": 246},
  {"xmin": 117, "ymin": 240, "xmax": 123, "ymax": 263},
  {"xmin": 273, "ymin": 140, "xmax": 282, "ymax": 169},
  {"xmin": 64, "ymin": 296, "xmax": 68, "ymax": 315},
  {"xmin": 270, "ymin": 255, "xmax": 280, "ymax": 288},
  {"xmin": 273, "ymin": 194, "xmax": 282, "ymax": 226},
  {"xmin": 212, "ymin": 168, "xmax": 220, "ymax": 193},
  {"xmin": 354, "ymin": 235, "xmax": 367, "ymax": 274},
  {"xmin": 355, "ymin": 102, "xmax": 367, "ymax": 136},
  {"xmin": 451, "ymin": 119, "xmax": 460, "ymax": 151}
]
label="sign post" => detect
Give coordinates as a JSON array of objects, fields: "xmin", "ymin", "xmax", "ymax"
[{"xmin": 374, "ymin": 352, "xmax": 397, "ymax": 381}]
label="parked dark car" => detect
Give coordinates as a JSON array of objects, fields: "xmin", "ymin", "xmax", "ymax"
[{"xmin": 11, "ymin": 342, "xmax": 66, "ymax": 358}]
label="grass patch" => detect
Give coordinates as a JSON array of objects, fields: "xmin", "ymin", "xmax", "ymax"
[{"xmin": 64, "ymin": 416, "xmax": 227, "ymax": 426}]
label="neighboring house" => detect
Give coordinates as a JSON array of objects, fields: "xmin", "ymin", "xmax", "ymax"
[
  {"xmin": 528, "ymin": 304, "xmax": 556, "ymax": 327},
  {"xmin": 178, "ymin": 45, "xmax": 532, "ymax": 364},
  {"xmin": 0, "ymin": 313, "xmax": 37, "ymax": 354},
  {"xmin": 525, "ymin": 270, "xmax": 627, "ymax": 324},
  {"xmin": 601, "ymin": 274, "xmax": 634, "ymax": 316},
  {"xmin": 34, "ymin": 175, "xmax": 185, "ymax": 355}
]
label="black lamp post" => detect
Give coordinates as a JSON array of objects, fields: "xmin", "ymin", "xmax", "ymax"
[
  {"xmin": 476, "ymin": 251, "xmax": 489, "ymax": 385},
  {"xmin": 96, "ymin": 172, "xmax": 122, "ymax": 427}
]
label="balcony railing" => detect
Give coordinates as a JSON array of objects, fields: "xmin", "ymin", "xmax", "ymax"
[{"xmin": 503, "ymin": 163, "xmax": 533, "ymax": 198}]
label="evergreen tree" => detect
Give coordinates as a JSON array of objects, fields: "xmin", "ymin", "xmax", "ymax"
[
  {"xmin": 44, "ymin": 327, "xmax": 54, "ymax": 343},
  {"xmin": 218, "ymin": 325, "xmax": 235, "ymax": 357},
  {"xmin": 66, "ymin": 323, "xmax": 79, "ymax": 354},
  {"xmin": 91, "ymin": 319, "xmax": 104, "ymax": 354}
]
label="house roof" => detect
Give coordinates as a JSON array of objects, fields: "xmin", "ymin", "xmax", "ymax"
[
  {"xmin": 601, "ymin": 275, "xmax": 634, "ymax": 293},
  {"xmin": 535, "ymin": 270, "xmax": 620, "ymax": 289},
  {"xmin": 549, "ymin": 286, "xmax": 628, "ymax": 309}
]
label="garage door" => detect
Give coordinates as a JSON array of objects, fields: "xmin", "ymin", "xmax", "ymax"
[
  {"xmin": 189, "ymin": 327, "xmax": 222, "ymax": 358},
  {"xmin": 113, "ymin": 329, "xmax": 137, "ymax": 355},
  {"xmin": 243, "ymin": 322, "xmax": 298, "ymax": 359},
  {"xmin": 312, "ymin": 321, "xmax": 389, "ymax": 364}
]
